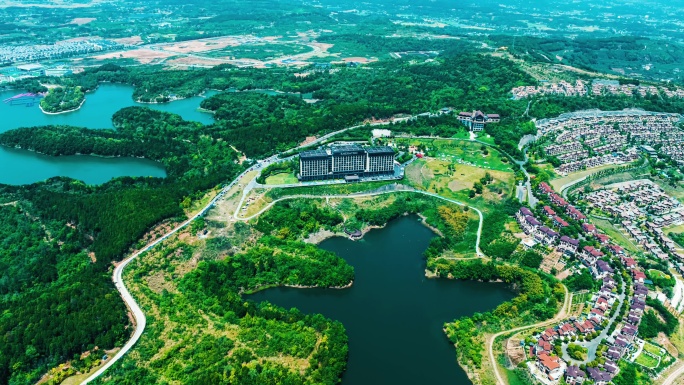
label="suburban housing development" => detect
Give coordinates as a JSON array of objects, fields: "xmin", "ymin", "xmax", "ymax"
[
  {"xmin": 517, "ymin": 182, "xmax": 662, "ymax": 384},
  {"xmin": 536, "ymin": 111, "xmax": 682, "ymax": 174}
]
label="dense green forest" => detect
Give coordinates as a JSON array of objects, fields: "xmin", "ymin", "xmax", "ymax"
[
  {"xmin": 39, "ymin": 86, "xmax": 85, "ymax": 113},
  {"xmin": 22, "ymin": 53, "xmax": 538, "ymax": 158},
  {"xmin": 0, "ymin": 107, "xmax": 244, "ymax": 383},
  {"xmin": 89, "ymin": 234, "xmax": 352, "ymax": 385},
  {"xmin": 3, "ymin": 44, "xmax": 677, "ymax": 383},
  {"xmin": 0, "ymin": 203, "xmax": 128, "ymax": 384}
]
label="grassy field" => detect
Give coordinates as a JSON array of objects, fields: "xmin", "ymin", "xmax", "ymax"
[
  {"xmin": 405, "ymin": 158, "xmax": 516, "ymax": 214},
  {"xmin": 265, "ymin": 172, "xmax": 298, "ymax": 185},
  {"xmin": 644, "ymin": 342, "xmax": 666, "ymax": 357},
  {"xmin": 649, "ymin": 269, "xmax": 670, "ymax": 280},
  {"xmin": 635, "ymin": 351, "xmax": 660, "ymax": 368},
  {"xmin": 393, "ymin": 138, "xmax": 515, "ymax": 172},
  {"xmin": 664, "ymin": 223, "xmax": 684, "ymax": 235},
  {"xmin": 590, "ymin": 216, "xmax": 641, "ymax": 254},
  {"xmin": 503, "ymin": 368, "xmax": 529, "ymax": 385},
  {"xmin": 655, "ymin": 180, "xmax": 684, "ymax": 201}
]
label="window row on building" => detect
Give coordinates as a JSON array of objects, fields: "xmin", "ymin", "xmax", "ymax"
[{"xmin": 299, "ymin": 145, "xmax": 395, "ymax": 181}]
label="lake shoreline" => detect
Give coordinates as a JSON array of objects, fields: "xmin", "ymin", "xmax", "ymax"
[
  {"xmin": 303, "ymin": 211, "xmax": 443, "ymax": 246},
  {"xmin": 39, "ymin": 97, "xmax": 86, "ymax": 115},
  {"xmin": 0, "ymin": 143, "xmax": 164, "ymax": 164},
  {"xmin": 242, "ymin": 280, "xmax": 354, "ymax": 295}
]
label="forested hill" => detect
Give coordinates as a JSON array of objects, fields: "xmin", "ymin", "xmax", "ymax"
[
  {"xmin": 0, "ymin": 108, "xmax": 245, "ymax": 384},
  {"xmin": 5, "ymin": 46, "xmax": 680, "ymax": 382},
  {"xmin": 0, "ymin": 54, "xmax": 536, "ymax": 382},
  {"xmin": 26, "ymin": 53, "xmax": 537, "ymax": 159}
]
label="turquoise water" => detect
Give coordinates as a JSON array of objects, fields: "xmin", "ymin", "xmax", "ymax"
[
  {"xmin": 0, "ymin": 84, "xmax": 215, "ymax": 184},
  {"xmin": 0, "ymin": 84, "xmax": 307, "ymax": 185},
  {"xmin": 250, "ymin": 216, "xmax": 514, "ymax": 385},
  {"xmin": 0, "ymin": 84, "xmax": 215, "ymax": 132}
]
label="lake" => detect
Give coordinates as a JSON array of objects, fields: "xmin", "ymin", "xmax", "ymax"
[
  {"xmin": 0, "ymin": 147, "xmax": 166, "ymax": 186},
  {"xmin": 249, "ymin": 216, "xmax": 514, "ymax": 385},
  {"xmin": 0, "ymin": 84, "xmax": 311, "ymax": 185},
  {"xmin": 0, "ymin": 84, "xmax": 218, "ymax": 185},
  {"xmin": 0, "ymin": 84, "xmax": 216, "ymax": 132}
]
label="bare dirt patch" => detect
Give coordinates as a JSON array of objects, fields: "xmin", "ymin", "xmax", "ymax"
[
  {"xmin": 656, "ymin": 332, "xmax": 679, "ymax": 357},
  {"xmin": 448, "ymin": 179, "xmax": 470, "ymax": 192},
  {"xmin": 539, "ymin": 250, "xmax": 562, "ymax": 274},
  {"xmin": 112, "ymin": 36, "xmax": 143, "ymax": 45},
  {"xmin": 165, "ymin": 56, "xmax": 227, "ymax": 67},
  {"xmin": 340, "ymin": 57, "xmax": 377, "ymax": 64},
  {"xmin": 93, "ymin": 49, "xmax": 174, "ymax": 64},
  {"xmin": 145, "ymin": 271, "xmax": 177, "ymax": 294},
  {"xmin": 69, "ymin": 18, "xmax": 95, "ymax": 25},
  {"xmin": 155, "ymin": 36, "xmax": 254, "ymax": 54}
]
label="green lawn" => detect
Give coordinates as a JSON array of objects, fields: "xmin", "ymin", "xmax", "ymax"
[
  {"xmin": 474, "ymin": 133, "xmax": 497, "ymax": 145},
  {"xmin": 392, "ymin": 138, "xmax": 515, "ymax": 172},
  {"xmin": 664, "ymin": 223, "xmax": 684, "ymax": 235},
  {"xmin": 636, "ymin": 352, "xmax": 660, "ymax": 368},
  {"xmin": 643, "ymin": 342, "xmax": 665, "ymax": 357},
  {"xmin": 590, "ymin": 216, "xmax": 641, "ymax": 254},
  {"xmin": 431, "ymin": 139, "xmax": 513, "ymax": 171},
  {"xmin": 503, "ymin": 368, "xmax": 529, "ymax": 385},
  {"xmin": 265, "ymin": 172, "xmax": 299, "ymax": 185},
  {"xmin": 549, "ymin": 164, "xmax": 624, "ymax": 191},
  {"xmin": 405, "ymin": 159, "xmax": 516, "ymax": 214},
  {"xmin": 648, "ymin": 269, "xmax": 670, "ymax": 280}
]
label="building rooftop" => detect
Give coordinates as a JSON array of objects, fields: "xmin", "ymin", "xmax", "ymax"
[
  {"xmin": 366, "ymin": 146, "xmax": 395, "ymax": 155},
  {"xmin": 331, "ymin": 144, "xmax": 364, "ymax": 154},
  {"xmin": 299, "ymin": 148, "xmax": 330, "ymax": 159}
]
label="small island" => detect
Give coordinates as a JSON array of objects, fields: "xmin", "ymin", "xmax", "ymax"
[{"xmin": 39, "ymin": 86, "xmax": 85, "ymax": 114}]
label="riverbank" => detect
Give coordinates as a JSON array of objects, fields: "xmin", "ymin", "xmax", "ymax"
[{"xmin": 39, "ymin": 97, "xmax": 85, "ymax": 115}]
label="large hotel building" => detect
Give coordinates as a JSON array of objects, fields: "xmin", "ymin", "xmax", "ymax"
[{"xmin": 299, "ymin": 145, "xmax": 395, "ymax": 181}]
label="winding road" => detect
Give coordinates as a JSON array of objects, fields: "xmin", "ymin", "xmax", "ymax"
[
  {"xmin": 662, "ymin": 359, "xmax": 684, "ymax": 385},
  {"xmin": 233, "ymin": 184, "xmax": 485, "ymax": 256},
  {"xmin": 78, "ymin": 113, "xmax": 538, "ymax": 383},
  {"xmin": 487, "ymin": 284, "xmax": 571, "ymax": 385},
  {"xmin": 81, "ymin": 170, "xmax": 251, "ymax": 384}
]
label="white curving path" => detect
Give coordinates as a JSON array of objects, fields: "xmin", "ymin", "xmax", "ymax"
[
  {"xmin": 233, "ymin": 185, "xmax": 485, "ymax": 256},
  {"xmin": 80, "ymin": 112, "xmax": 502, "ymax": 383},
  {"xmin": 81, "ymin": 169, "xmax": 250, "ymax": 384}
]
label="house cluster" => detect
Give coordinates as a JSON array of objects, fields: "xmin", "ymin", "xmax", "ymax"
[
  {"xmin": 525, "ymin": 183, "xmax": 650, "ymax": 384},
  {"xmin": 511, "ymin": 79, "xmax": 588, "ymax": 99},
  {"xmin": 516, "ymin": 207, "xmax": 562, "ymax": 247},
  {"xmin": 557, "ymin": 151, "xmax": 639, "ymax": 175},
  {"xmin": 0, "ymin": 39, "xmax": 122, "ymax": 67},
  {"xmin": 660, "ymin": 145, "xmax": 684, "ymax": 164},
  {"xmin": 538, "ymin": 112, "xmax": 680, "ymax": 175},
  {"xmin": 584, "ymin": 180, "xmax": 684, "ymax": 260},
  {"xmin": 587, "ymin": 181, "xmax": 681, "ymax": 218},
  {"xmin": 511, "ymin": 78, "xmax": 684, "ymax": 100},
  {"xmin": 537, "ymin": 112, "xmax": 678, "ymax": 138}
]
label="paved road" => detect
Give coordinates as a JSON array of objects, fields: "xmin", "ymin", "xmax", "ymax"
[
  {"xmin": 662, "ymin": 354, "xmax": 684, "ymax": 385},
  {"xmin": 78, "ymin": 119, "xmax": 513, "ymax": 383},
  {"xmin": 80, "ymin": 169, "xmax": 251, "ymax": 384},
  {"xmin": 488, "ymin": 285, "xmax": 571, "ymax": 385},
  {"xmin": 561, "ymin": 282, "xmax": 625, "ymax": 365},
  {"xmin": 233, "ymin": 184, "xmax": 485, "ymax": 256}
]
